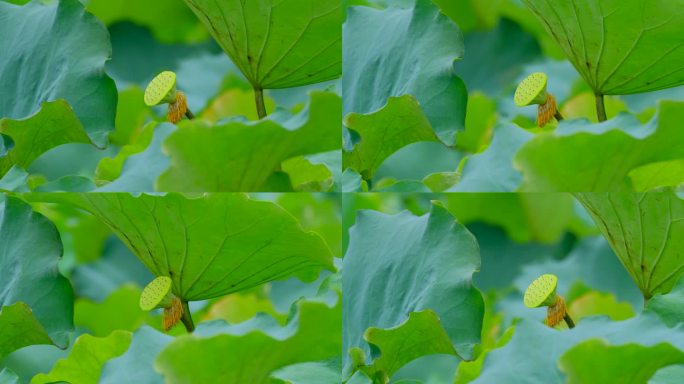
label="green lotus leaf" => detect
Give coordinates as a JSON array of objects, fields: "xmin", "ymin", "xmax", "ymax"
[
  {"xmin": 363, "ymin": 310, "xmax": 457, "ymax": 379},
  {"xmin": 31, "ymin": 331, "xmax": 132, "ymax": 384},
  {"xmin": 0, "ymin": 100, "xmax": 93, "ymax": 179},
  {"xmin": 343, "ymin": 95, "xmax": 440, "ymax": 183},
  {"xmin": 86, "ymin": 0, "xmax": 208, "ymax": 44},
  {"xmin": 647, "ymin": 275, "xmax": 684, "ymax": 327},
  {"xmin": 474, "ymin": 312, "xmax": 684, "ymax": 383},
  {"xmin": 628, "ymin": 159, "xmax": 684, "ymax": 192},
  {"xmin": 97, "ymin": 123, "xmax": 175, "ymax": 193},
  {"xmin": 343, "ymin": 203, "xmax": 484, "ymax": 375},
  {"xmin": 28, "ymin": 193, "xmax": 335, "ymax": 302},
  {"xmin": 0, "ymin": 0, "xmax": 117, "ymax": 146},
  {"xmin": 650, "ymin": 365, "xmax": 684, "ymax": 383},
  {"xmin": 0, "ymin": 196, "xmax": 73, "ymax": 352},
  {"xmin": 270, "ymin": 359, "xmax": 341, "ymax": 384},
  {"xmin": 182, "ymin": 0, "xmax": 341, "ymax": 89},
  {"xmin": 0, "ymin": 368, "xmax": 19, "ymax": 384},
  {"xmin": 99, "ymin": 326, "xmax": 173, "ymax": 384},
  {"xmin": 157, "ymin": 91, "xmax": 340, "ymax": 192},
  {"xmin": 446, "ymin": 193, "xmax": 581, "ymax": 244},
  {"xmin": 523, "ymin": 0, "xmax": 684, "ymax": 95},
  {"xmin": 516, "ymin": 101, "xmax": 684, "ymax": 192},
  {"xmin": 0, "ymin": 303, "xmax": 53, "ymax": 360},
  {"xmin": 450, "ymin": 123, "xmax": 532, "ymax": 192},
  {"xmin": 75, "ymin": 285, "xmax": 148, "ymax": 337},
  {"xmin": 343, "ymin": 0, "xmax": 467, "ymax": 145},
  {"xmin": 155, "ymin": 298, "xmax": 341, "ymax": 384},
  {"xmin": 575, "ymin": 190, "xmax": 684, "ymax": 299},
  {"xmin": 559, "ymin": 340, "xmax": 684, "ymax": 384}
]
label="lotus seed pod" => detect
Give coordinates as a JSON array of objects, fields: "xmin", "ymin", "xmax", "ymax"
[
  {"xmin": 144, "ymin": 71, "xmax": 178, "ymax": 107},
  {"xmin": 140, "ymin": 276, "xmax": 175, "ymax": 311},
  {"xmin": 524, "ymin": 274, "xmax": 558, "ymax": 308},
  {"xmin": 514, "ymin": 72, "xmax": 549, "ymax": 107}
]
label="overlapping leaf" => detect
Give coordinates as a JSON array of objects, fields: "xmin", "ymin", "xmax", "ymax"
[
  {"xmin": 474, "ymin": 312, "xmax": 684, "ymax": 383},
  {"xmin": 343, "ymin": 203, "xmax": 484, "ymax": 376},
  {"xmin": 183, "ymin": 0, "xmax": 342, "ymax": 89},
  {"xmin": 158, "ymin": 91, "xmax": 340, "ymax": 192},
  {"xmin": 523, "ymin": 0, "xmax": 684, "ymax": 95},
  {"xmin": 0, "ymin": 0, "xmax": 117, "ymax": 146},
  {"xmin": 31, "ymin": 331, "xmax": 132, "ymax": 384},
  {"xmin": 0, "ymin": 101, "xmax": 93, "ymax": 179},
  {"xmin": 0, "ymin": 196, "xmax": 73, "ymax": 353},
  {"xmin": 343, "ymin": 0, "xmax": 467, "ymax": 145},
  {"xmin": 27, "ymin": 193, "xmax": 335, "ymax": 301},
  {"xmin": 575, "ymin": 190, "xmax": 684, "ymax": 299},
  {"xmin": 343, "ymin": 95, "xmax": 440, "ymax": 182},
  {"xmin": 517, "ymin": 101, "xmax": 684, "ymax": 192},
  {"xmin": 155, "ymin": 298, "xmax": 341, "ymax": 384}
]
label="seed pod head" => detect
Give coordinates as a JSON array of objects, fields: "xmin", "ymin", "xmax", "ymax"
[
  {"xmin": 514, "ymin": 72, "xmax": 549, "ymax": 107},
  {"xmin": 144, "ymin": 71, "xmax": 178, "ymax": 107},
  {"xmin": 524, "ymin": 273, "xmax": 558, "ymax": 308},
  {"xmin": 140, "ymin": 276, "xmax": 174, "ymax": 311}
]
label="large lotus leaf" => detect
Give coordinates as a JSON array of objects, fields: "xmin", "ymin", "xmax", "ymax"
[
  {"xmin": 343, "ymin": 0, "xmax": 467, "ymax": 145},
  {"xmin": 0, "ymin": 303, "xmax": 53, "ymax": 360},
  {"xmin": 157, "ymin": 91, "xmax": 340, "ymax": 192},
  {"xmin": 0, "ymin": 196, "xmax": 73, "ymax": 351},
  {"xmin": 71, "ymin": 236, "xmax": 153, "ymax": 302},
  {"xmin": 182, "ymin": 0, "xmax": 341, "ymax": 89},
  {"xmin": 270, "ymin": 359, "xmax": 341, "ymax": 384},
  {"xmin": 155, "ymin": 298, "xmax": 341, "ymax": 384},
  {"xmin": 450, "ymin": 123, "xmax": 532, "ymax": 192},
  {"xmin": 651, "ymin": 365, "xmax": 684, "ymax": 383},
  {"xmin": 96, "ymin": 123, "xmax": 175, "ymax": 192},
  {"xmin": 362, "ymin": 310, "xmax": 458, "ymax": 380},
  {"xmin": 523, "ymin": 0, "xmax": 684, "ymax": 95},
  {"xmin": 86, "ymin": 0, "xmax": 207, "ymax": 44},
  {"xmin": 29, "ymin": 193, "xmax": 335, "ymax": 301},
  {"xmin": 343, "ymin": 203, "xmax": 484, "ymax": 374},
  {"xmin": 559, "ymin": 340, "xmax": 684, "ymax": 384},
  {"xmin": 0, "ymin": 100, "xmax": 93, "ymax": 178},
  {"xmin": 74, "ymin": 285, "xmax": 148, "ymax": 337},
  {"xmin": 454, "ymin": 18, "xmax": 543, "ymax": 96},
  {"xmin": 0, "ymin": 368, "xmax": 19, "ymax": 384},
  {"xmin": 575, "ymin": 190, "xmax": 684, "ymax": 299},
  {"xmin": 31, "ymin": 331, "xmax": 132, "ymax": 384},
  {"xmin": 343, "ymin": 95, "xmax": 440, "ymax": 183},
  {"xmin": 516, "ymin": 101, "xmax": 684, "ymax": 192},
  {"xmin": 0, "ymin": 0, "xmax": 117, "ymax": 146},
  {"xmin": 628, "ymin": 159, "xmax": 684, "ymax": 192},
  {"xmin": 446, "ymin": 193, "xmax": 578, "ymax": 244},
  {"xmin": 473, "ymin": 312, "xmax": 684, "ymax": 383},
  {"xmin": 100, "ymin": 326, "xmax": 173, "ymax": 384},
  {"xmin": 647, "ymin": 275, "xmax": 684, "ymax": 327}
]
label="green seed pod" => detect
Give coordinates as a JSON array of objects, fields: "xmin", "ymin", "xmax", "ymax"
[
  {"xmin": 140, "ymin": 276, "xmax": 175, "ymax": 311},
  {"xmin": 514, "ymin": 72, "xmax": 549, "ymax": 107},
  {"xmin": 144, "ymin": 71, "xmax": 178, "ymax": 107},
  {"xmin": 523, "ymin": 273, "xmax": 558, "ymax": 308}
]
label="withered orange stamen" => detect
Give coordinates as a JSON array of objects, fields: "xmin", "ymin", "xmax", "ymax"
[
  {"xmin": 163, "ymin": 296, "xmax": 184, "ymax": 331},
  {"xmin": 167, "ymin": 91, "xmax": 189, "ymax": 124},
  {"xmin": 546, "ymin": 295, "xmax": 568, "ymax": 328},
  {"xmin": 537, "ymin": 94, "xmax": 558, "ymax": 127}
]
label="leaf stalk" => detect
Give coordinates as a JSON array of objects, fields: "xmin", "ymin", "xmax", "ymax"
[
  {"xmin": 595, "ymin": 93, "xmax": 607, "ymax": 122},
  {"xmin": 254, "ymin": 87, "xmax": 267, "ymax": 119}
]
